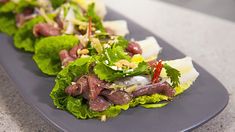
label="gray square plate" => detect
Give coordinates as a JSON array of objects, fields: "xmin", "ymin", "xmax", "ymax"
[{"xmin": 0, "ymin": 9, "xmax": 229, "ymax": 132}]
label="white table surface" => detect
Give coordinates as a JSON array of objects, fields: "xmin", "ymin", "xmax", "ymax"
[{"xmin": 0, "ymin": 0, "xmax": 234, "ymax": 131}]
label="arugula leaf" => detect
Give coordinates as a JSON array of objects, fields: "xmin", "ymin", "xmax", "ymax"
[
  {"xmin": 71, "ymin": 2, "xmax": 87, "ymax": 21},
  {"xmin": 87, "ymin": 3, "xmax": 105, "ymax": 32},
  {"xmin": 94, "ymin": 61, "xmax": 149, "ymax": 82},
  {"xmin": 93, "ymin": 45, "xmax": 149, "ymax": 82},
  {"xmin": 163, "ymin": 63, "xmax": 181, "ymax": 87},
  {"xmin": 112, "ymin": 36, "xmax": 129, "ymax": 49},
  {"xmin": 104, "ymin": 46, "xmax": 131, "ymax": 64},
  {"xmin": 33, "ymin": 35, "xmax": 79, "ymax": 75},
  {"xmin": 0, "ymin": 13, "xmax": 17, "ymax": 36},
  {"xmin": 50, "ymin": 0, "xmax": 66, "ymax": 9},
  {"xmin": 94, "ymin": 62, "xmax": 122, "ymax": 82}
]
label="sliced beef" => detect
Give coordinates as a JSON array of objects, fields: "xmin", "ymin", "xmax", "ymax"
[
  {"xmin": 16, "ymin": 8, "xmax": 34, "ymax": 27},
  {"xmin": 77, "ymin": 75, "xmax": 89, "ymax": 99},
  {"xmin": 22, "ymin": 8, "xmax": 34, "ymax": 15},
  {"xmin": 16, "ymin": 14, "xmax": 25, "ymax": 27},
  {"xmin": 133, "ymin": 82, "xmax": 175, "ymax": 97},
  {"xmin": 59, "ymin": 50, "xmax": 75, "ymax": 67},
  {"xmin": 87, "ymin": 74, "xmax": 106, "ymax": 100},
  {"xmin": 76, "ymin": 75, "xmax": 107, "ymax": 99},
  {"xmin": 101, "ymin": 90, "xmax": 132, "ymax": 105},
  {"xmin": 33, "ymin": 23, "xmax": 61, "ymax": 37},
  {"xmin": 89, "ymin": 96, "xmax": 111, "ymax": 112},
  {"xmin": 65, "ymin": 84, "xmax": 82, "ymax": 96},
  {"xmin": 69, "ymin": 44, "xmax": 83, "ymax": 58},
  {"xmin": 126, "ymin": 41, "xmax": 142, "ymax": 55}
]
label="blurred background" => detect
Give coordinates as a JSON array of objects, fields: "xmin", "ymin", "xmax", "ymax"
[
  {"xmin": 161, "ymin": 0, "xmax": 235, "ymax": 22},
  {"xmin": 0, "ymin": 0, "xmax": 234, "ymax": 131}
]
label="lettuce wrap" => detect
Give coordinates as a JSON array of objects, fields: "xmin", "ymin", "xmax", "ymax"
[
  {"xmin": 33, "ymin": 35, "xmax": 128, "ymax": 76},
  {"xmin": 0, "ymin": 0, "xmax": 38, "ymax": 13},
  {"xmin": 0, "ymin": 12, "xmax": 17, "ymax": 36},
  {"xmin": 13, "ymin": 15, "xmax": 54, "ymax": 52},
  {"xmin": 12, "ymin": 2, "xmax": 105, "ymax": 52},
  {"xmin": 0, "ymin": 0, "xmax": 38, "ymax": 36},
  {"xmin": 50, "ymin": 57, "xmax": 171, "ymax": 119},
  {"xmin": 50, "ymin": 52, "xmax": 199, "ymax": 120},
  {"xmin": 33, "ymin": 35, "xmax": 79, "ymax": 75}
]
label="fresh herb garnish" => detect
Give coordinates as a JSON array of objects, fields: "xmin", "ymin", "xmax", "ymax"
[{"xmin": 163, "ymin": 63, "xmax": 181, "ymax": 87}]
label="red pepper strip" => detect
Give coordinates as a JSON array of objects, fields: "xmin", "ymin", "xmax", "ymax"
[
  {"xmin": 152, "ymin": 60, "xmax": 163, "ymax": 83},
  {"xmin": 88, "ymin": 16, "xmax": 92, "ymax": 38}
]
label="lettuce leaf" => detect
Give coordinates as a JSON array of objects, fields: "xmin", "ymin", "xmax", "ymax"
[
  {"xmin": 13, "ymin": 16, "xmax": 44, "ymax": 52},
  {"xmin": 15, "ymin": 0, "xmax": 38, "ymax": 13},
  {"xmin": 33, "ymin": 35, "xmax": 79, "ymax": 75},
  {"xmin": 0, "ymin": 13, "xmax": 17, "ymax": 36},
  {"xmin": 66, "ymin": 96, "xmax": 130, "ymax": 119},
  {"xmin": 140, "ymin": 102, "xmax": 168, "ymax": 108},
  {"xmin": 0, "ymin": 2, "xmax": 17, "ymax": 36},
  {"xmin": 0, "ymin": 0, "xmax": 37, "ymax": 13},
  {"xmin": 0, "ymin": 2, "xmax": 15, "ymax": 13}
]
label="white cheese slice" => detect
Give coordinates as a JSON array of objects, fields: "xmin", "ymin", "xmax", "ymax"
[
  {"xmin": 137, "ymin": 37, "xmax": 162, "ymax": 61},
  {"xmin": 103, "ymin": 20, "xmax": 129, "ymax": 36}
]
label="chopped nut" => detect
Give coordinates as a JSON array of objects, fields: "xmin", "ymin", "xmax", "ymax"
[
  {"xmin": 114, "ymin": 59, "xmax": 137, "ymax": 69},
  {"xmin": 78, "ymin": 49, "xmax": 89, "ymax": 55},
  {"xmin": 114, "ymin": 62, "xmax": 123, "ymax": 68},
  {"xmin": 79, "ymin": 25, "xmax": 87, "ymax": 31},
  {"xmin": 81, "ymin": 55, "xmax": 90, "ymax": 58}
]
